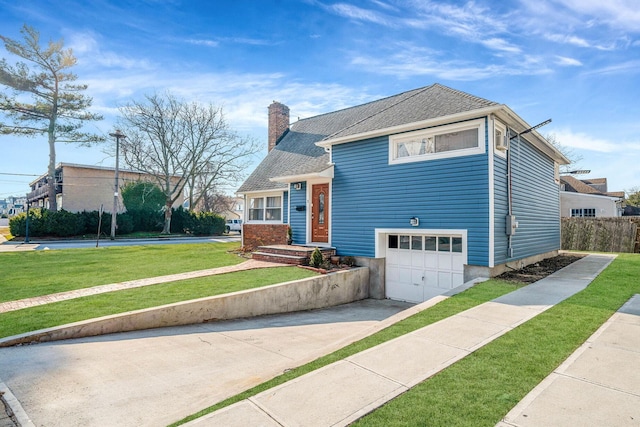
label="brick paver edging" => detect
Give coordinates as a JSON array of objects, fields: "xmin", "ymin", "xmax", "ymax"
[{"xmin": 0, "ymin": 259, "xmax": 288, "ymax": 314}]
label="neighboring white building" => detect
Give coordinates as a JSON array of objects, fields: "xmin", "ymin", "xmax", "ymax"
[{"xmin": 560, "ymin": 176, "xmax": 624, "ymax": 217}]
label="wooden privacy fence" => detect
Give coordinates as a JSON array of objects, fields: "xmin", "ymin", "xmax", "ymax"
[{"xmin": 562, "ymin": 217, "xmax": 640, "ymax": 253}]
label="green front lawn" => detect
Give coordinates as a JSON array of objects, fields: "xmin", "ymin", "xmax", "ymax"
[
  {"xmin": 354, "ymin": 253, "xmax": 639, "ymax": 426},
  {"xmin": 0, "ymin": 266, "xmax": 318, "ymax": 339},
  {"xmin": 0, "ymin": 242, "xmax": 243, "ymax": 302}
]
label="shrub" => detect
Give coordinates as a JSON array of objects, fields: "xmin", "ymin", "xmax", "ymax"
[
  {"xmin": 8, "ymin": 213, "xmax": 26, "ymax": 237},
  {"xmin": 342, "ymin": 256, "xmax": 356, "ymax": 267},
  {"xmin": 309, "ymin": 247, "xmax": 324, "ymax": 268},
  {"xmin": 48, "ymin": 209, "xmax": 85, "ymax": 237},
  {"xmin": 170, "ymin": 206, "xmax": 192, "ymax": 234},
  {"xmin": 79, "ymin": 210, "xmax": 111, "ymax": 236},
  {"xmin": 116, "ymin": 212, "xmax": 135, "ymax": 235},
  {"xmin": 189, "ymin": 211, "xmax": 225, "ymax": 236}
]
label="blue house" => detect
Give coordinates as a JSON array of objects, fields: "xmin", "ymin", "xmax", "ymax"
[{"xmin": 238, "ymin": 84, "xmax": 568, "ymax": 303}]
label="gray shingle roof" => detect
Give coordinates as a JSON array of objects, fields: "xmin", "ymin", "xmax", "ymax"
[{"xmin": 238, "ymin": 83, "xmax": 498, "ymax": 193}]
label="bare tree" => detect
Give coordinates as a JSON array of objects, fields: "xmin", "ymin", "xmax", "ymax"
[
  {"xmin": 545, "ymin": 133, "xmax": 583, "ymax": 174},
  {"xmin": 118, "ymin": 92, "xmax": 258, "ymax": 233},
  {"xmin": 0, "ymin": 25, "xmax": 103, "ymax": 211}
]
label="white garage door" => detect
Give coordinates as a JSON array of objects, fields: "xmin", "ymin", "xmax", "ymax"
[{"xmin": 385, "ymin": 233, "xmax": 466, "ymax": 303}]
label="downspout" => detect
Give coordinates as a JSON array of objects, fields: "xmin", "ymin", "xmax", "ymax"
[{"xmin": 507, "ymin": 129, "xmax": 515, "ymax": 259}]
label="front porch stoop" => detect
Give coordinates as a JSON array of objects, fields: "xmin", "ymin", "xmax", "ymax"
[{"xmin": 252, "ymin": 245, "xmax": 336, "ymax": 265}]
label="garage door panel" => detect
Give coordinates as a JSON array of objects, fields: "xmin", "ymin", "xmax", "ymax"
[
  {"xmin": 437, "ymin": 254, "xmax": 453, "ymax": 270},
  {"xmin": 438, "ymin": 272, "xmax": 452, "ymax": 289},
  {"xmin": 424, "ymin": 270, "xmax": 438, "ymax": 288},
  {"xmin": 384, "ymin": 231, "xmax": 467, "ymax": 303},
  {"xmin": 452, "ymin": 272, "xmax": 464, "ymax": 287},
  {"xmin": 411, "ymin": 252, "xmax": 425, "ymax": 268},
  {"xmin": 424, "ymin": 254, "xmax": 438, "ymax": 268}
]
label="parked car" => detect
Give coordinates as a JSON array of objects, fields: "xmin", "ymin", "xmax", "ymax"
[{"xmin": 226, "ymin": 219, "xmax": 242, "ymax": 234}]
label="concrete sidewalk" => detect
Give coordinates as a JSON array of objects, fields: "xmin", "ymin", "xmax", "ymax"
[
  {"xmin": 187, "ymin": 254, "xmax": 617, "ymax": 427},
  {"xmin": 498, "ymin": 293, "xmax": 640, "ymax": 427}
]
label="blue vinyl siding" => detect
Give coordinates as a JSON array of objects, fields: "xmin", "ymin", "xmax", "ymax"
[
  {"xmin": 331, "ymin": 135, "xmax": 490, "ymax": 266},
  {"xmin": 493, "ymin": 155, "xmax": 509, "ymax": 265},
  {"xmin": 508, "ymin": 136, "xmax": 560, "ymax": 259},
  {"xmin": 289, "ymin": 183, "xmax": 307, "ymax": 244},
  {"xmin": 283, "ymin": 191, "xmax": 289, "ymax": 224}
]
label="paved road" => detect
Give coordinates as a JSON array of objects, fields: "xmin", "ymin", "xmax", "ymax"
[
  {"xmin": 0, "ymin": 299, "xmax": 412, "ymax": 427},
  {"xmin": 0, "ymin": 218, "xmax": 8, "ymax": 227}
]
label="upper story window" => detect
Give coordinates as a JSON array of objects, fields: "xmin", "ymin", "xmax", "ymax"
[
  {"xmin": 248, "ymin": 195, "xmax": 282, "ymax": 221},
  {"xmin": 389, "ymin": 119, "xmax": 485, "ymax": 164}
]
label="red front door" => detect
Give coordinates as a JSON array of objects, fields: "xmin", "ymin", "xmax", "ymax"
[{"xmin": 311, "ymin": 183, "xmax": 329, "ymax": 243}]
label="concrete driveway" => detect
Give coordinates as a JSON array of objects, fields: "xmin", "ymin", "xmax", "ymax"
[{"xmin": 0, "ymin": 299, "xmax": 412, "ymax": 427}]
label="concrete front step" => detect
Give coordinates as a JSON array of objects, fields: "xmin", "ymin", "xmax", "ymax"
[
  {"xmin": 254, "ymin": 245, "xmax": 336, "ymax": 265},
  {"xmin": 252, "ymin": 252, "xmax": 307, "ymax": 265}
]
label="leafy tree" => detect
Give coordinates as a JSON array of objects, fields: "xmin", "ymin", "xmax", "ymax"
[
  {"xmin": 626, "ymin": 187, "xmax": 640, "ymax": 207},
  {"xmin": 117, "ymin": 92, "xmax": 257, "ymax": 233},
  {"xmin": 121, "ymin": 181, "xmax": 165, "ymax": 212},
  {"xmin": 0, "ymin": 25, "xmax": 103, "ymax": 211}
]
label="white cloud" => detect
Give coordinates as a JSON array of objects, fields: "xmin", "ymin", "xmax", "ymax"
[
  {"xmin": 349, "ymin": 43, "xmax": 551, "ymax": 80},
  {"xmin": 66, "ymin": 30, "xmax": 153, "ymax": 70},
  {"xmin": 329, "ymin": 3, "xmax": 393, "ymax": 26},
  {"xmin": 582, "ymin": 60, "xmax": 640, "ymax": 76},
  {"xmin": 552, "ymin": 129, "xmax": 625, "ymax": 153},
  {"xmin": 544, "ymin": 33, "xmax": 591, "ymax": 48},
  {"xmin": 185, "ymin": 38, "xmax": 219, "ymax": 47},
  {"xmin": 481, "ymin": 38, "xmax": 522, "ymax": 53},
  {"xmin": 555, "ymin": 0, "xmax": 640, "ymax": 32},
  {"xmin": 555, "ymin": 56, "xmax": 582, "ymax": 66}
]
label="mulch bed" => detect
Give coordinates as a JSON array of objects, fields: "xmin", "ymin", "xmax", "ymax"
[{"xmin": 496, "ymin": 254, "xmax": 585, "ymax": 284}]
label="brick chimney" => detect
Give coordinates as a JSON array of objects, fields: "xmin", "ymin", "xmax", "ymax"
[{"xmin": 268, "ymin": 101, "xmax": 290, "ymax": 152}]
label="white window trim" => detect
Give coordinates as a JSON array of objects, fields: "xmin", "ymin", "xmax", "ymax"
[
  {"xmin": 494, "ymin": 120, "xmax": 507, "ymax": 159},
  {"xmin": 389, "ymin": 119, "xmax": 486, "ymax": 165},
  {"xmin": 246, "ymin": 192, "xmax": 284, "ymax": 224}
]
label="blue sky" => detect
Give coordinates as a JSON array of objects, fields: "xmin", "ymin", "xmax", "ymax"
[{"xmin": 1, "ymin": 0, "xmax": 639, "ymax": 198}]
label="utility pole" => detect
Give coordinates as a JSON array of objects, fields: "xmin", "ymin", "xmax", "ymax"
[{"xmin": 109, "ymin": 130, "xmax": 126, "ymax": 240}]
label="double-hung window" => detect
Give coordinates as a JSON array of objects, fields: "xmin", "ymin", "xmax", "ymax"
[
  {"xmin": 249, "ymin": 195, "xmax": 282, "ymax": 221},
  {"xmin": 389, "ymin": 119, "xmax": 485, "ymax": 164}
]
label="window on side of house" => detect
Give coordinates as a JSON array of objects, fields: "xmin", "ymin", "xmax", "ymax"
[
  {"xmin": 389, "ymin": 119, "xmax": 485, "ymax": 164},
  {"xmin": 571, "ymin": 208, "xmax": 596, "ymax": 217},
  {"xmin": 248, "ymin": 195, "xmax": 283, "ymax": 222}
]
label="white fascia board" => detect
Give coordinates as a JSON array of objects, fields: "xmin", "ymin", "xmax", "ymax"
[
  {"xmin": 236, "ymin": 188, "xmax": 286, "ymax": 196},
  {"xmin": 315, "ymin": 106, "xmax": 502, "ymax": 149},
  {"xmin": 493, "ymin": 107, "xmax": 570, "ymax": 165},
  {"xmin": 269, "ymin": 165, "xmax": 334, "ymax": 183}
]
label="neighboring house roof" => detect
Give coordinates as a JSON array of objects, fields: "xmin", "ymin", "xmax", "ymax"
[
  {"xmin": 560, "ymin": 176, "xmax": 623, "ymax": 199},
  {"xmin": 239, "ymin": 83, "xmax": 565, "ymax": 193},
  {"xmin": 29, "ymin": 162, "xmax": 181, "ymax": 186}
]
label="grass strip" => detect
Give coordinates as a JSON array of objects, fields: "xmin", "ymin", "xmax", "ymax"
[
  {"xmin": 0, "ymin": 242, "xmax": 242, "ymax": 302},
  {"xmin": 353, "ymin": 254, "xmax": 639, "ymax": 426},
  {"xmin": 169, "ymin": 280, "xmax": 523, "ymax": 426},
  {"xmin": 0, "ymin": 266, "xmax": 317, "ymax": 339}
]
